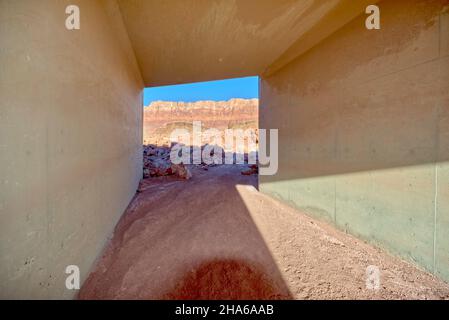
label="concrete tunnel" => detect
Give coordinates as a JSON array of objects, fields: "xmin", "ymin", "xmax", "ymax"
[{"xmin": 0, "ymin": 0, "xmax": 448, "ymax": 299}]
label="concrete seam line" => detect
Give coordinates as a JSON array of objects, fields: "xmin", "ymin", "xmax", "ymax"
[
  {"xmin": 433, "ymin": 163, "xmax": 438, "ymax": 274},
  {"xmin": 439, "ymin": 10, "xmax": 441, "ymax": 58}
]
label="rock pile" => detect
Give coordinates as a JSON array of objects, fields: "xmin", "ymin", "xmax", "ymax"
[
  {"xmin": 143, "ymin": 144, "xmax": 192, "ymax": 179},
  {"xmin": 241, "ymin": 164, "xmax": 258, "ymax": 176},
  {"xmin": 143, "ymin": 144, "xmax": 259, "ymax": 179}
]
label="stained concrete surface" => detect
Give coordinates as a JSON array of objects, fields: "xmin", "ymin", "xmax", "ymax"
[
  {"xmin": 260, "ymin": 0, "xmax": 449, "ymax": 282},
  {"xmin": 80, "ymin": 166, "xmax": 449, "ymax": 299},
  {"xmin": 0, "ymin": 0, "xmax": 143, "ymax": 298},
  {"xmin": 117, "ymin": 0, "xmax": 375, "ymax": 86}
]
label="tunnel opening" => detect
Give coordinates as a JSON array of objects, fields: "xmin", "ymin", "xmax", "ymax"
[
  {"xmin": 3, "ymin": 0, "xmax": 449, "ymax": 301},
  {"xmin": 80, "ymin": 76, "xmax": 298, "ymax": 299},
  {"xmin": 141, "ymin": 76, "xmax": 260, "ymax": 180}
]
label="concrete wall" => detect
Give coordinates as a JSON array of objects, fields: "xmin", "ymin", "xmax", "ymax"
[
  {"xmin": 260, "ymin": 0, "xmax": 449, "ymax": 281},
  {"xmin": 0, "ymin": 0, "xmax": 143, "ymax": 298}
]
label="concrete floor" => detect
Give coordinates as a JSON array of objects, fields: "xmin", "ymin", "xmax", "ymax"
[{"xmin": 79, "ymin": 165, "xmax": 449, "ymax": 299}]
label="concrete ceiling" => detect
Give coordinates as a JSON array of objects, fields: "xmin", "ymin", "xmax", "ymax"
[{"xmin": 117, "ymin": 0, "xmax": 376, "ymax": 87}]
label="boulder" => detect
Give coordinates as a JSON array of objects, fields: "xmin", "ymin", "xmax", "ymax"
[{"xmin": 171, "ymin": 163, "xmax": 192, "ymax": 180}]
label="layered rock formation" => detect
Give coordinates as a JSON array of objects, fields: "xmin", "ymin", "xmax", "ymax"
[{"xmin": 143, "ymin": 98, "xmax": 258, "ymax": 146}]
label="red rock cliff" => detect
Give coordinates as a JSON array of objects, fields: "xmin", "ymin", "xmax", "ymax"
[{"xmin": 144, "ymin": 98, "xmax": 258, "ymax": 145}]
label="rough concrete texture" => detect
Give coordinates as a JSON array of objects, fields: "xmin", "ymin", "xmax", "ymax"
[
  {"xmin": 260, "ymin": 0, "xmax": 449, "ymax": 282},
  {"xmin": 117, "ymin": 0, "xmax": 376, "ymax": 86},
  {"xmin": 79, "ymin": 166, "xmax": 449, "ymax": 299},
  {"xmin": 0, "ymin": 0, "xmax": 143, "ymax": 298}
]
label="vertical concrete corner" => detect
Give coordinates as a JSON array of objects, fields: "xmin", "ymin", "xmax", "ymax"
[{"xmin": 0, "ymin": 0, "xmax": 144, "ymax": 298}]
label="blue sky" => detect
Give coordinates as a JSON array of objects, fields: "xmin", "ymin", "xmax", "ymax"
[{"xmin": 144, "ymin": 76, "xmax": 259, "ymax": 106}]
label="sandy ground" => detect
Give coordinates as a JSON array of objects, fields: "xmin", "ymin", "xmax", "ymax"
[{"xmin": 79, "ymin": 165, "xmax": 449, "ymax": 300}]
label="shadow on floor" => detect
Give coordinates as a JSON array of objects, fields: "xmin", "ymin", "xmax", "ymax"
[
  {"xmin": 163, "ymin": 258, "xmax": 290, "ymax": 300},
  {"xmin": 78, "ymin": 164, "xmax": 291, "ymax": 299}
]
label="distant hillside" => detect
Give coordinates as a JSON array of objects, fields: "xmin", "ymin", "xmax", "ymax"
[{"xmin": 144, "ymin": 98, "xmax": 258, "ymax": 145}]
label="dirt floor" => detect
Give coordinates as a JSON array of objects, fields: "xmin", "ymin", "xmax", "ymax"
[{"xmin": 79, "ymin": 165, "xmax": 449, "ymax": 300}]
